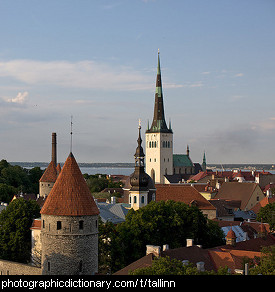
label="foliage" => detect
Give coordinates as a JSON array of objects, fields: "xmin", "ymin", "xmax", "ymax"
[
  {"xmin": 0, "ymin": 159, "xmax": 42, "ymax": 202},
  {"xmin": 130, "ymin": 256, "xmax": 230, "ymax": 275},
  {"xmin": 256, "ymin": 202, "xmax": 275, "ymax": 230},
  {"xmin": 84, "ymin": 173, "xmax": 123, "ymax": 194},
  {"xmin": 105, "ymin": 200, "xmax": 225, "ymax": 272},
  {"xmin": 249, "ymin": 246, "xmax": 275, "ymax": 275},
  {"xmin": 0, "ymin": 198, "xmax": 40, "ymax": 263}
]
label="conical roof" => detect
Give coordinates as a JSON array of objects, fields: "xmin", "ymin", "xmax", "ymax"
[
  {"xmin": 39, "ymin": 160, "xmax": 58, "ymax": 183},
  {"xmin": 41, "ymin": 152, "xmax": 99, "ymax": 216}
]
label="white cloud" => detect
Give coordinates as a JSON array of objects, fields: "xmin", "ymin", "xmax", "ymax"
[
  {"xmin": 6, "ymin": 91, "xmax": 28, "ymax": 104},
  {"xmin": 234, "ymin": 73, "xmax": 244, "ymax": 77},
  {"xmin": 0, "ymin": 59, "xmax": 155, "ymax": 91}
]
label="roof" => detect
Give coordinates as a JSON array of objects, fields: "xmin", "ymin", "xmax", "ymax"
[
  {"xmin": 251, "ymin": 196, "xmax": 275, "ymax": 214},
  {"xmin": 98, "ymin": 202, "xmax": 129, "ymax": 224},
  {"xmin": 156, "ymin": 184, "xmax": 216, "ymax": 210},
  {"xmin": 114, "ymin": 253, "xmax": 155, "ymax": 275},
  {"xmin": 214, "ymin": 182, "xmax": 260, "ymax": 210},
  {"xmin": 40, "ymin": 152, "xmax": 99, "ymax": 216},
  {"xmin": 30, "ymin": 218, "xmax": 41, "ymax": 230},
  {"xmin": 39, "ymin": 160, "xmax": 58, "ymax": 183},
  {"xmin": 173, "ymin": 154, "xmax": 193, "ymax": 167}
]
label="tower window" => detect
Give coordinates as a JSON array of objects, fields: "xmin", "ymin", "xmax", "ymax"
[
  {"xmin": 57, "ymin": 221, "xmax": 62, "ymax": 230},
  {"xmin": 141, "ymin": 196, "xmax": 144, "ymax": 204},
  {"xmin": 79, "ymin": 220, "xmax": 84, "ymax": 230},
  {"xmin": 48, "ymin": 261, "xmax": 51, "ymax": 272},
  {"xmin": 79, "ymin": 260, "xmax": 83, "ymax": 273},
  {"xmin": 43, "ymin": 220, "xmax": 45, "ymax": 228},
  {"xmin": 134, "ymin": 196, "xmax": 137, "ymax": 203},
  {"xmin": 95, "ymin": 220, "xmax": 98, "ymax": 229}
]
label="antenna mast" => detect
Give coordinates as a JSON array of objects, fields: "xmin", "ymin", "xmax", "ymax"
[{"xmin": 70, "ymin": 115, "xmax": 73, "ymax": 153}]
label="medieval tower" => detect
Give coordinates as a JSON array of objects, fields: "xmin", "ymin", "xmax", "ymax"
[
  {"xmin": 146, "ymin": 51, "xmax": 173, "ymax": 184},
  {"xmin": 40, "ymin": 152, "xmax": 99, "ymax": 275}
]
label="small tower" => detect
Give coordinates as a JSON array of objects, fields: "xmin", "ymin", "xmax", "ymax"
[
  {"xmin": 226, "ymin": 227, "xmax": 236, "ymax": 246},
  {"xmin": 129, "ymin": 122, "xmax": 151, "ymax": 210},
  {"xmin": 202, "ymin": 151, "xmax": 207, "ymax": 172},
  {"xmin": 146, "ymin": 50, "xmax": 173, "ymax": 184},
  {"xmin": 39, "ymin": 133, "xmax": 59, "ymax": 198},
  {"xmin": 40, "ymin": 152, "xmax": 99, "ymax": 275}
]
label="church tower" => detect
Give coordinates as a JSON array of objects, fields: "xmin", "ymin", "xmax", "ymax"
[
  {"xmin": 40, "ymin": 152, "xmax": 99, "ymax": 275},
  {"xmin": 146, "ymin": 51, "xmax": 173, "ymax": 184},
  {"xmin": 129, "ymin": 122, "xmax": 151, "ymax": 210}
]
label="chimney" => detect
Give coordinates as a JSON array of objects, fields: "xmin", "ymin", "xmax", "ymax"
[
  {"xmin": 196, "ymin": 262, "xmax": 205, "ymax": 272},
  {"xmin": 186, "ymin": 239, "xmax": 194, "ymax": 247},
  {"xmin": 163, "ymin": 244, "xmax": 169, "ymax": 251},
  {"xmin": 146, "ymin": 245, "xmax": 161, "ymax": 257},
  {"xmin": 111, "ymin": 196, "xmax": 116, "ymax": 204},
  {"xmin": 52, "ymin": 133, "xmax": 57, "ymax": 167}
]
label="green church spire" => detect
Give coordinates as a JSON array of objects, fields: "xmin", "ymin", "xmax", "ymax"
[{"xmin": 147, "ymin": 50, "xmax": 172, "ymax": 134}]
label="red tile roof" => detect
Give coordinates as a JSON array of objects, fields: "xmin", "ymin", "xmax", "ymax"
[
  {"xmin": 40, "ymin": 152, "xmax": 99, "ymax": 216},
  {"xmin": 251, "ymin": 196, "xmax": 275, "ymax": 214},
  {"xmin": 156, "ymin": 184, "xmax": 216, "ymax": 210},
  {"xmin": 39, "ymin": 160, "xmax": 57, "ymax": 183}
]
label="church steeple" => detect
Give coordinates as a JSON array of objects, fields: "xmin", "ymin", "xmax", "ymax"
[{"xmin": 147, "ymin": 50, "xmax": 172, "ymax": 134}]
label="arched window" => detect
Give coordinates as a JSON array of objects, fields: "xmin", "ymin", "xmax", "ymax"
[
  {"xmin": 134, "ymin": 196, "xmax": 137, "ymax": 203},
  {"xmin": 149, "ymin": 141, "xmax": 152, "ymax": 148},
  {"xmin": 168, "ymin": 141, "xmax": 170, "ymax": 148}
]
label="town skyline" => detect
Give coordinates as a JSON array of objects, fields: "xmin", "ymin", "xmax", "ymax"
[{"xmin": 0, "ymin": 0, "xmax": 274, "ymax": 164}]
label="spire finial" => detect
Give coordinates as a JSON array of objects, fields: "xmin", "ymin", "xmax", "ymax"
[
  {"xmin": 70, "ymin": 115, "xmax": 73, "ymax": 153},
  {"xmin": 158, "ymin": 48, "xmax": 160, "ymax": 54},
  {"xmin": 138, "ymin": 118, "xmax": 141, "ymax": 129}
]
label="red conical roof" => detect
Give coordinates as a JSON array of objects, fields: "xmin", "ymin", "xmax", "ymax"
[
  {"xmin": 41, "ymin": 152, "xmax": 99, "ymax": 216},
  {"xmin": 39, "ymin": 160, "xmax": 58, "ymax": 183},
  {"xmin": 226, "ymin": 227, "xmax": 236, "ymax": 239}
]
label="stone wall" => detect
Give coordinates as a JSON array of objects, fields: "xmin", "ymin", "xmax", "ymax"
[
  {"xmin": 0, "ymin": 259, "xmax": 41, "ymax": 275},
  {"xmin": 41, "ymin": 214, "xmax": 98, "ymax": 275}
]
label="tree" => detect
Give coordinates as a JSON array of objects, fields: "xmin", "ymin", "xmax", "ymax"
[
  {"xmin": 112, "ymin": 200, "xmax": 225, "ymax": 272},
  {"xmin": 0, "ymin": 198, "xmax": 40, "ymax": 263},
  {"xmin": 256, "ymin": 202, "xmax": 275, "ymax": 230},
  {"xmin": 130, "ymin": 255, "xmax": 230, "ymax": 275},
  {"xmin": 250, "ymin": 246, "xmax": 275, "ymax": 275}
]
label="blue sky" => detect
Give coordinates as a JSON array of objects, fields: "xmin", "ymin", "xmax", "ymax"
[{"xmin": 0, "ymin": 0, "xmax": 274, "ymax": 164}]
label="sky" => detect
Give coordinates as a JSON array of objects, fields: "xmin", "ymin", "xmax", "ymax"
[{"xmin": 0, "ymin": 0, "xmax": 274, "ymax": 164}]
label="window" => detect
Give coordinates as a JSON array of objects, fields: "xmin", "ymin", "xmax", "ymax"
[
  {"xmin": 48, "ymin": 261, "xmax": 51, "ymax": 272},
  {"xmin": 95, "ymin": 220, "xmax": 98, "ymax": 229},
  {"xmin": 79, "ymin": 220, "xmax": 84, "ymax": 230},
  {"xmin": 141, "ymin": 196, "xmax": 144, "ymax": 204},
  {"xmin": 57, "ymin": 221, "xmax": 61, "ymax": 230},
  {"xmin": 129, "ymin": 196, "xmax": 131, "ymax": 204},
  {"xmin": 79, "ymin": 260, "xmax": 83, "ymax": 273},
  {"xmin": 43, "ymin": 220, "xmax": 45, "ymax": 228},
  {"xmin": 134, "ymin": 196, "xmax": 137, "ymax": 204}
]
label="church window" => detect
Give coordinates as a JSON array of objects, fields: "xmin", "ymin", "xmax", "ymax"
[
  {"xmin": 141, "ymin": 196, "xmax": 144, "ymax": 204},
  {"xmin": 163, "ymin": 141, "xmax": 165, "ymax": 148},
  {"xmin": 134, "ymin": 196, "xmax": 137, "ymax": 204},
  {"xmin": 149, "ymin": 142, "xmax": 151, "ymax": 148},
  {"xmin": 168, "ymin": 141, "xmax": 170, "ymax": 148},
  {"xmin": 57, "ymin": 221, "xmax": 62, "ymax": 230},
  {"xmin": 155, "ymin": 141, "xmax": 157, "ymax": 148},
  {"xmin": 79, "ymin": 220, "xmax": 84, "ymax": 230}
]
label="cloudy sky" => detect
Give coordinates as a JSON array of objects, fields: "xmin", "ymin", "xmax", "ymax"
[{"xmin": 0, "ymin": 0, "xmax": 274, "ymax": 164}]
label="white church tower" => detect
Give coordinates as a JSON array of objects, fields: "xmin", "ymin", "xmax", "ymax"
[{"xmin": 146, "ymin": 51, "xmax": 173, "ymax": 184}]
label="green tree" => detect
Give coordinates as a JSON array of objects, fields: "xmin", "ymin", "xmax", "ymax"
[
  {"xmin": 0, "ymin": 198, "xmax": 40, "ymax": 263},
  {"xmin": 112, "ymin": 200, "xmax": 225, "ymax": 272},
  {"xmin": 130, "ymin": 256, "xmax": 230, "ymax": 275},
  {"xmin": 256, "ymin": 202, "xmax": 275, "ymax": 230},
  {"xmin": 0, "ymin": 183, "xmax": 17, "ymax": 202},
  {"xmin": 250, "ymin": 246, "xmax": 275, "ymax": 275}
]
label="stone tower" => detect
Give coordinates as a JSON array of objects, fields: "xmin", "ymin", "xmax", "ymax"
[
  {"xmin": 146, "ymin": 51, "xmax": 173, "ymax": 184},
  {"xmin": 40, "ymin": 152, "xmax": 99, "ymax": 275},
  {"xmin": 39, "ymin": 133, "xmax": 58, "ymax": 198},
  {"xmin": 129, "ymin": 122, "xmax": 151, "ymax": 210}
]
